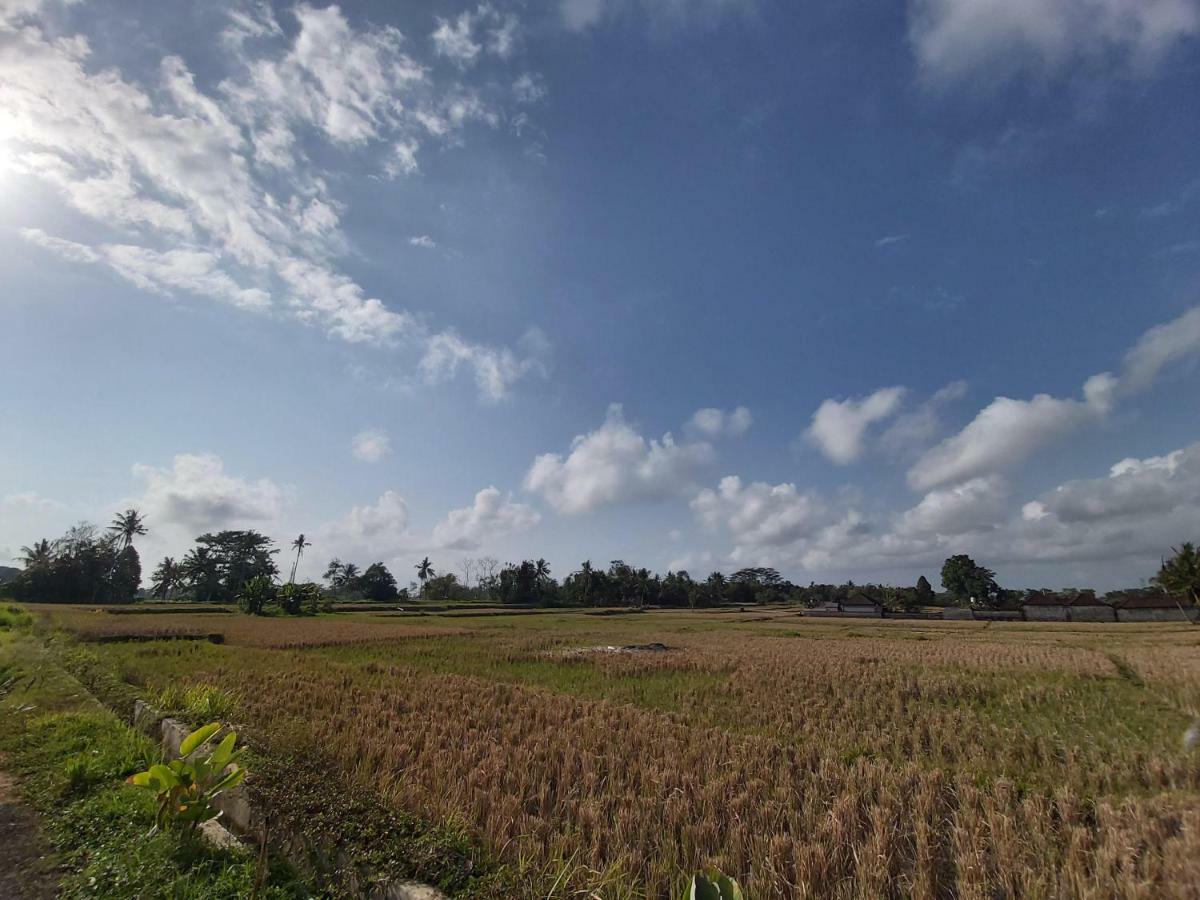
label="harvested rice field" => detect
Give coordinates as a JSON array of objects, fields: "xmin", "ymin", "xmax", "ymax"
[{"xmin": 25, "ymin": 604, "xmax": 1200, "ymax": 898}]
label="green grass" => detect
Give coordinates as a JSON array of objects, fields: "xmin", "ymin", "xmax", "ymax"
[{"xmin": 0, "ymin": 629, "xmax": 308, "ymax": 898}]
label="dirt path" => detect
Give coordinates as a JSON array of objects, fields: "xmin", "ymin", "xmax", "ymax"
[{"xmin": 0, "ymin": 766, "xmax": 58, "ymax": 899}]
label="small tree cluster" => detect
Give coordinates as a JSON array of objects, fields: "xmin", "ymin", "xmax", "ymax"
[{"xmin": 323, "ymin": 559, "xmax": 401, "ymax": 602}]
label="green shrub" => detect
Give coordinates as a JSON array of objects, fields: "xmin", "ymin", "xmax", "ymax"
[
  {"xmin": 687, "ymin": 868, "xmax": 744, "ymax": 900},
  {"xmin": 126, "ymin": 722, "xmax": 246, "ymax": 835},
  {"xmin": 277, "ymin": 581, "xmax": 322, "ymax": 616},
  {"xmin": 0, "ymin": 603, "xmax": 33, "ymax": 631},
  {"xmin": 236, "ymin": 576, "xmax": 275, "ymax": 616}
]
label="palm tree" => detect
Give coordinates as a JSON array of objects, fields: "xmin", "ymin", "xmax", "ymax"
[
  {"xmin": 289, "ymin": 534, "xmax": 310, "ymax": 584},
  {"xmin": 19, "ymin": 539, "xmax": 53, "ymax": 569},
  {"xmin": 108, "ymin": 509, "xmax": 147, "ymax": 551},
  {"xmin": 339, "ymin": 563, "xmax": 360, "ymax": 589},
  {"xmin": 182, "ymin": 547, "xmax": 220, "ymax": 603},
  {"xmin": 415, "ymin": 557, "xmax": 434, "ymax": 596},
  {"xmin": 1154, "ymin": 542, "xmax": 1200, "ymax": 611},
  {"xmin": 149, "ymin": 557, "xmax": 181, "ymax": 600},
  {"xmin": 579, "ymin": 560, "xmax": 594, "ymax": 606}
]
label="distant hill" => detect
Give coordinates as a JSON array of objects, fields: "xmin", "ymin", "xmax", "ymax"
[{"xmin": 0, "ymin": 565, "xmax": 20, "ymax": 585}]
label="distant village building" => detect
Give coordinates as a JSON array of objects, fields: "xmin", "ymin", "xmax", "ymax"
[
  {"xmin": 1022, "ymin": 589, "xmax": 1116, "ymax": 622},
  {"xmin": 805, "ymin": 600, "xmax": 842, "ymax": 617},
  {"xmin": 1064, "ymin": 590, "xmax": 1115, "ymax": 622},
  {"xmin": 839, "ymin": 592, "xmax": 883, "ymax": 618},
  {"xmin": 1108, "ymin": 590, "xmax": 1197, "ymax": 622},
  {"xmin": 1022, "ymin": 590, "xmax": 1070, "ymax": 621}
]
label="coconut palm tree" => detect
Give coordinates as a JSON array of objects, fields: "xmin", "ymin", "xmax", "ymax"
[
  {"xmin": 289, "ymin": 534, "xmax": 310, "ymax": 584},
  {"xmin": 108, "ymin": 509, "xmax": 147, "ymax": 551},
  {"xmin": 19, "ymin": 539, "xmax": 53, "ymax": 569},
  {"xmin": 415, "ymin": 557, "xmax": 434, "ymax": 598},
  {"xmin": 149, "ymin": 557, "xmax": 181, "ymax": 600}
]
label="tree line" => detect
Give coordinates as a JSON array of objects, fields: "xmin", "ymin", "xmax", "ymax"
[{"xmin": 4, "ymin": 512, "xmax": 1197, "ymax": 614}]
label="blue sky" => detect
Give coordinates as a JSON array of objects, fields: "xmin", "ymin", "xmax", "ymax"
[{"xmin": 2, "ymin": 0, "xmax": 1199, "ymax": 591}]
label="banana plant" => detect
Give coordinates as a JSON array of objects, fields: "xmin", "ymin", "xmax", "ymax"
[
  {"xmin": 688, "ymin": 868, "xmax": 745, "ymax": 900},
  {"xmin": 126, "ymin": 722, "xmax": 245, "ymax": 834}
]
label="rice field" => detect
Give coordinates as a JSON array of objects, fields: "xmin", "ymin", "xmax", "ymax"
[{"xmin": 30, "ymin": 605, "xmax": 1200, "ymax": 898}]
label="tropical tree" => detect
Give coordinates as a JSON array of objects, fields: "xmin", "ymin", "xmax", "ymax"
[
  {"xmin": 416, "ymin": 557, "xmax": 434, "ymax": 596},
  {"xmin": 322, "ymin": 558, "xmax": 363, "ymax": 595},
  {"xmin": 358, "ymin": 562, "xmax": 399, "ymax": 602},
  {"xmin": 182, "ymin": 547, "xmax": 222, "ymax": 603},
  {"xmin": 1153, "ymin": 542, "xmax": 1200, "ymax": 608},
  {"xmin": 289, "ymin": 534, "xmax": 310, "ymax": 584},
  {"xmin": 940, "ymin": 554, "xmax": 999, "ymax": 607},
  {"xmin": 578, "ymin": 560, "xmax": 594, "ymax": 606},
  {"xmin": 108, "ymin": 509, "xmax": 148, "ymax": 551},
  {"xmin": 19, "ymin": 539, "xmax": 53, "ymax": 569},
  {"xmin": 149, "ymin": 556, "xmax": 182, "ymax": 601},
  {"xmin": 915, "ymin": 575, "xmax": 935, "ymax": 605},
  {"xmin": 5, "ymin": 523, "xmax": 130, "ymax": 603}
]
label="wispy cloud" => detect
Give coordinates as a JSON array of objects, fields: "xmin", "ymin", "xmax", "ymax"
[
  {"xmin": 874, "ymin": 233, "xmax": 908, "ymax": 247},
  {"xmin": 2, "ymin": 1, "xmax": 545, "ymax": 399}
]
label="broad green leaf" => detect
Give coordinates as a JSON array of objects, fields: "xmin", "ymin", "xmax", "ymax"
[
  {"xmin": 209, "ymin": 732, "xmax": 237, "ymax": 768},
  {"xmin": 180, "ymin": 722, "xmax": 221, "ymax": 756},
  {"xmin": 210, "ymin": 765, "xmax": 245, "ymax": 793},
  {"xmin": 688, "ymin": 871, "xmax": 743, "ymax": 900},
  {"xmin": 149, "ymin": 764, "xmax": 180, "ymax": 788}
]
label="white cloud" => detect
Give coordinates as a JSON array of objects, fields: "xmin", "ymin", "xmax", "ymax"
[
  {"xmin": 408, "ymin": 234, "xmax": 436, "ymax": 249},
  {"xmin": 875, "ymin": 233, "xmax": 908, "ymax": 247},
  {"xmin": 2, "ymin": 2, "xmax": 543, "ymax": 399},
  {"xmin": 317, "ymin": 491, "xmax": 412, "ymax": 561},
  {"xmin": 131, "ymin": 453, "xmax": 285, "ymax": 531},
  {"xmin": 908, "ymin": 306, "xmax": 1200, "ymax": 490},
  {"xmin": 806, "ymin": 387, "xmax": 906, "ymax": 464},
  {"xmin": 22, "ymin": 229, "xmax": 272, "ymax": 311},
  {"xmin": 908, "ymin": 0, "xmax": 1200, "ymax": 89},
  {"xmin": 351, "ymin": 429, "xmax": 392, "ymax": 463},
  {"xmin": 692, "ymin": 475, "xmax": 825, "ymax": 549},
  {"xmin": 419, "ymin": 328, "xmax": 549, "ymax": 403},
  {"xmin": 1035, "ymin": 445, "xmax": 1194, "ymax": 523},
  {"xmin": 705, "ymin": 439, "xmax": 1200, "ymax": 582},
  {"xmin": 431, "ymin": 486, "xmax": 540, "ymax": 550},
  {"xmin": 513, "ymin": 72, "xmax": 547, "ymax": 104},
  {"xmin": 1117, "ymin": 305, "xmax": 1200, "ymax": 393},
  {"xmin": 880, "ymin": 379, "xmax": 968, "ymax": 457},
  {"xmin": 896, "ymin": 476, "xmax": 1009, "ymax": 537},
  {"xmin": 525, "ymin": 404, "xmax": 715, "ymax": 514},
  {"xmin": 686, "ymin": 405, "xmax": 752, "ymax": 439},
  {"xmin": 432, "ymin": 4, "xmax": 521, "ymax": 68},
  {"xmin": 907, "ymin": 390, "xmax": 1104, "ymax": 491}
]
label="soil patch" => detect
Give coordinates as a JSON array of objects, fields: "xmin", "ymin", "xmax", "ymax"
[{"xmin": 0, "ymin": 765, "xmax": 58, "ymax": 899}]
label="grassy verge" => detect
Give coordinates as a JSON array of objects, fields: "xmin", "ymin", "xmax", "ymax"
[
  {"xmin": 12, "ymin": 607, "xmax": 528, "ymax": 898},
  {"xmin": 0, "ymin": 611, "xmax": 307, "ymax": 898}
]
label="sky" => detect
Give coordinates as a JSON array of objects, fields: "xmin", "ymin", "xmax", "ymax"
[{"xmin": 1, "ymin": 0, "xmax": 1199, "ymax": 592}]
